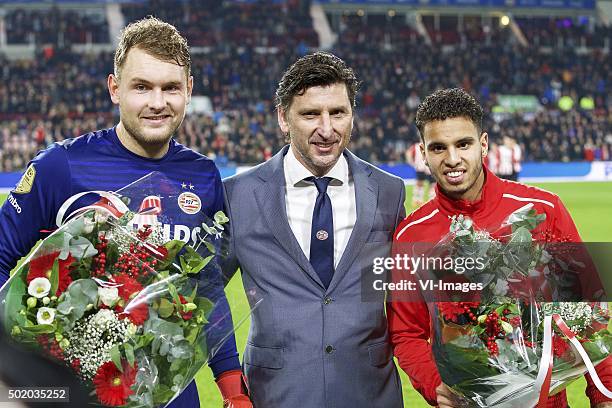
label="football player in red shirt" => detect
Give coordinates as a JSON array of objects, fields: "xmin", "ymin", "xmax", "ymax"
[{"xmin": 388, "ymin": 88, "xmax": 611, "ymax": 408}]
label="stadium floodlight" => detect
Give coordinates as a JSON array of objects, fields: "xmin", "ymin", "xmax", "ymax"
[{"xmin": 500, "ymin": 15, "xmax": 510, "ymax": 26}]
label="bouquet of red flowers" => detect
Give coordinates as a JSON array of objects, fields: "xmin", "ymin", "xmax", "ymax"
[
  {"xmin": 0, "ymin": 173, "xmax": 257, "ymax": 407},
  {"xmin": 420, "ymin": 206, "xmax": 611, "ymax": 407}
]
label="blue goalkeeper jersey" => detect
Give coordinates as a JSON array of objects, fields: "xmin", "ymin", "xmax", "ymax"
[{"xmin": 0, "ymin": 127, "xmax": 240, "ymax": 406}]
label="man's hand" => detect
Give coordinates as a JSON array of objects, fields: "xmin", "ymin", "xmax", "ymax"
[
  {"xmin": 436, "ymin": 383, "xmax": 465, "ymax": 408},
  {"xmin": 595, "ymin": 403, "xmax": 612, "ymax": 408}
]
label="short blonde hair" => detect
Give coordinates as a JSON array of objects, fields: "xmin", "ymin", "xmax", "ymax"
[{"xmin": 114, "ymin": 16, "xmax": 191, "ymax": 79}]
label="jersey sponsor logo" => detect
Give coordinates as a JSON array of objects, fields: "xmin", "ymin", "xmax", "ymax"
[
  {"xmin": 7, "ymin": 194, "xmax": 22, "ymax": 214},
  {"xmin": 14, "ymin": 165, "xmax": 36, "ymax": 194},
  {"xmin": 178, "ymin": 192, "xmax": 202, "ymax": 215},
  {"xmin": 127, "ymin": 223, "xmax": 201, "ymax": 245},
  {"xmin": 161, "ymin": 223, "xmax": 201, "ymax": 245}
]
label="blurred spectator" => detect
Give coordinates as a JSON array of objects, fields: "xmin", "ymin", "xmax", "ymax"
[
  {"xmin": 121, "ymin": 0, "xmax": 317, "ymax": 48},
  {"xmin": 5, "ymin": 7, "xmax": 109, "ymax": 45},
  {"xmin": 0, "ymin": 51, "xmax": 114, "ymax": 115},
  {"xmin": 516, "ymin": 17, "xmax": 612, "ymax": 49}
]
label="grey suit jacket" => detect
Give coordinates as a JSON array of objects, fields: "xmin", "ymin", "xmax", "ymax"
[{"xmin": 223, "ymin": 146, "xmax": 405, "ymax": 408}]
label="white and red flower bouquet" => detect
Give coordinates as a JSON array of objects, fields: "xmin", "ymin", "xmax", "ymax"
[
  {"xmin": 0, "ymin": 173, "xmax": 257, "ymax": 407},
  {"xmin": 417, "ymin": 207, "xmax": 611, "ymax": 407}
]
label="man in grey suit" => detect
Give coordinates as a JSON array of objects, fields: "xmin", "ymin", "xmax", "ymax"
[{"xmin": 223, "ymin": 52, "xmax": 405, "ymax": 407}]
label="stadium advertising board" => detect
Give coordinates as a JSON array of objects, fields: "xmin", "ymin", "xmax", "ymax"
[
  {"xmin": 493, "ymin": 95, "xmax": 541, "ymax": 114},
  {"xmin": 1, "ymin": 162, "xmax": 611, "ymax": 190}
]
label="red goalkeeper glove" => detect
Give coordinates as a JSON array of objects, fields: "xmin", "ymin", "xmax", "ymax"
[{"xmin": 215, "ymin": 369, "xmax": 252, "ymax": 408}]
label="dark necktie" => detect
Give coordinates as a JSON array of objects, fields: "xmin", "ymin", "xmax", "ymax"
[{"xmin": 308, "ymin": 176, "xmax": 334, "ymax": 288}]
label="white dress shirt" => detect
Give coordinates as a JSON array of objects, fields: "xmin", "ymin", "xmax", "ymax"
[{"xmin": 284, "ymin": 146, "xmax": 356, "ymax": 268}]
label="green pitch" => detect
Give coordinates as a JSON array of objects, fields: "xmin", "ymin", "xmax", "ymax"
[{"xmin": 2, "ymin": 181, "xmax": 611, "ymax": 407}]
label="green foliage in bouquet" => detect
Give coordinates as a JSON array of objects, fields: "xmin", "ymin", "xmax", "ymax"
[{"xmin": 446, "ymin": 207, "xmax": 546, "ymax": 302}]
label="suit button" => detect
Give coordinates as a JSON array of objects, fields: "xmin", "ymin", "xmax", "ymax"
[
  {"xmin": 325, "ymin": 345, "xmax": 334, "ymax": 354},
  {"xmin": 323, "ymin": 296, "xmax": 333, "ymax": 305}
]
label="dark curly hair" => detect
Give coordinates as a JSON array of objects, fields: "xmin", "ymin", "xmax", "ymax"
[
  {"xmin": 415, "ymin": 88, "xmax": 484, "ymax": 140},
  {"xmin": 275, "ymin": 52, "xmax": 360, "ymax": 112}
]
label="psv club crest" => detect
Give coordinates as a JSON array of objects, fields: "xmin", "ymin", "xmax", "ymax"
[{"xmin": 178, "ymin": 192, "xmax": 202, "ymax": 215}]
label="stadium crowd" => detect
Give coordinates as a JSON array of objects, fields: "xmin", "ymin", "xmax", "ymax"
[
  {"xmin": 5, "ymin": 6, "xmax": 109, "ymax": 45},
  {"xmin": 0, "ymin": 4, "xmax": 610, "ymax": 171},
  {"xmin": 516, "ymin": 16, "xmax": 612, "ymax": 48},
  {"xmin": 120, "ymin": 0, "xmax": 316, "ymax": 48}
]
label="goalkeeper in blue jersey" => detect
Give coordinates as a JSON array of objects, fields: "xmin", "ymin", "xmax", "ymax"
[{"xmin": 0, "ymin": 17, "xmax": 252, "ymax": 408}]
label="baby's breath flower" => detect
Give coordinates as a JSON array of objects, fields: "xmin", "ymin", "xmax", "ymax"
[
  {"xmin": 64, "ymin": 309, "xmax": 131, "ymax": 380},
  {"xmin": 540, "ymin": 302, "xmax": 593, "ymax": 333}
]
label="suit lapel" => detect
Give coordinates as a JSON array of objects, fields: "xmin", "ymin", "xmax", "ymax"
[
  {"xmin": 328, "ymin": 151, "xmax": 377, "ymax": 293},
  {"xmin": 254, "ymin": 147, "xmax": 326, "ymax": 291}
]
